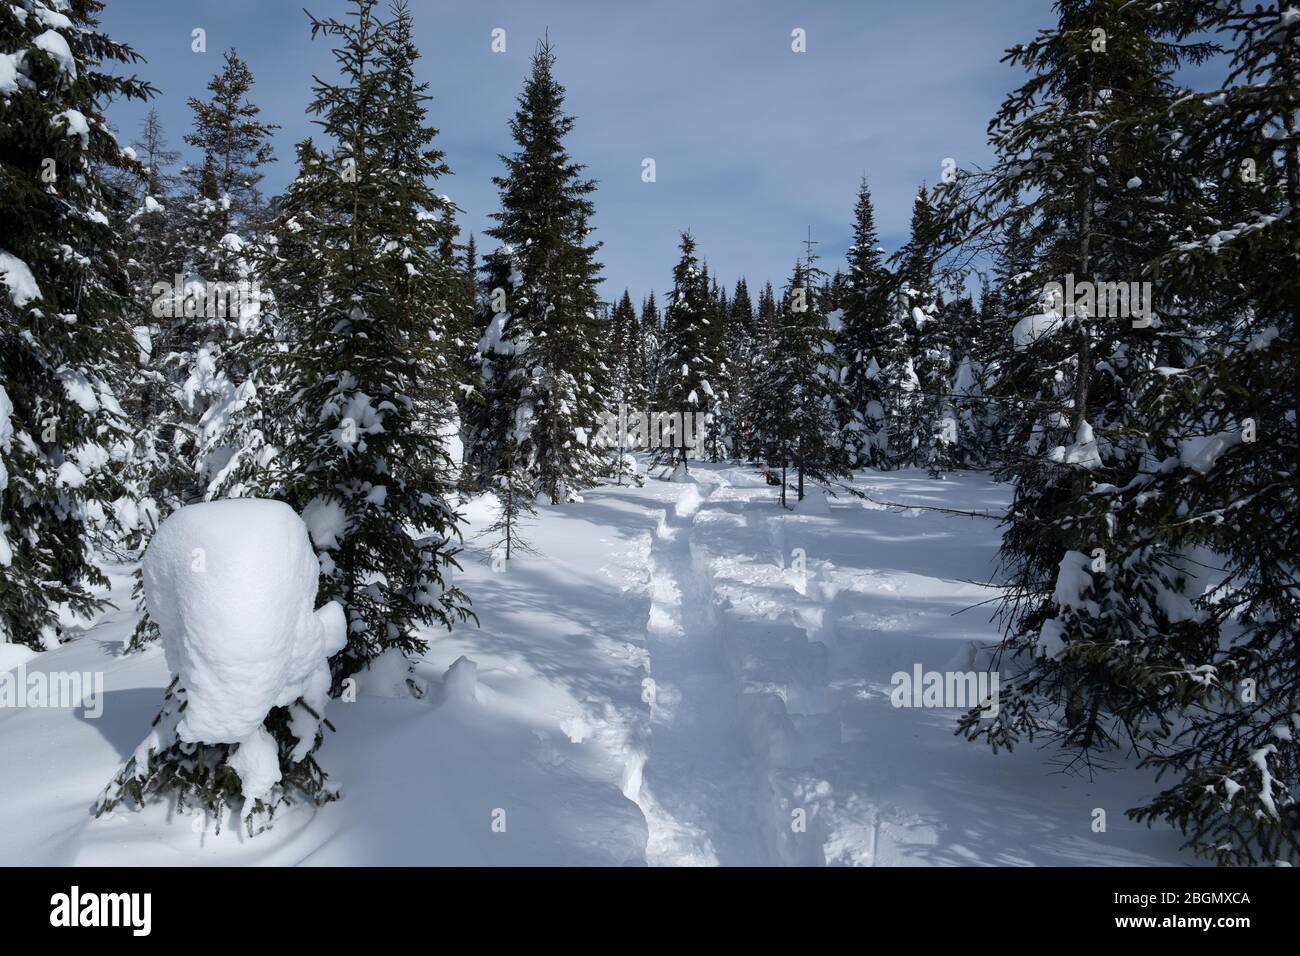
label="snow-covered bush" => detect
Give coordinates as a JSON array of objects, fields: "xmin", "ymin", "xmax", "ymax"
[{"xmin": 97, "ymin": 499, "xmax": 345, "ymax": 834}]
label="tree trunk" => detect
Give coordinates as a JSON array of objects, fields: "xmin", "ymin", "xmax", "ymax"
[{"xmin": 1064, "ymin": 57, "xmax": 1097, "ymax": 734}]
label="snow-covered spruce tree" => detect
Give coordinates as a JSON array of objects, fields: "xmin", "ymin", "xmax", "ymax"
[
  {"xmin": 624, "ymin": 292, "xmax": 649, "ymax": 414},
  {"xmin": 752, "ymin": 260, "xmax": 851, "ymax": 506},
  {"xmin": 99, "ymin": 108, "xmax": 182, "ymax": 543},
  {"xmin": 836, "ymin": 177, "xmax": 897, "ymax": 468},
  {"xmin": 447, "ymin": 232, "xmax": 482, "ymax": 474},
  {"xmin": 885, "ymin": 185, "xmax": 943, "ymax": 470},
  {"xmin": 119, "ymin": 108, "xmax": 181, "ymax": 295},
  {"xmin": 164, "ymin": 47, "xmax": 277, "ymax": 430},
  {"xmin": 952, "ymin": 0, "xmax": 1217, "ymax": 760},
  {"xmin": 1110, "ymin": 0, "xmax": 1300, "ymax": 865},
  {"xmin": 656, "ymin": 231, "xmax": 715, "ymax": 473},
  {"xmin": 722, "ymin": 277, "xmax": 758, "ymax": 460},
  {"xmin": 605, "ymin": 289, "xmax": 643, "ymax": 482},
  {"xmin": 923, "ymin": 293, "xmax": 969, "ymax": 479},
  {"xmin": 179, "ymin": 48, "xmax": 277, "ymax": 258},
  {"xmin": 0, "ymin": 0, "xmax": 153, "ymax": 649},
  {"xmin": 606, "ymin": 292, "xmax": 633, "ymax": 399},
  {"xmin": 740, "ymin": 280, "xmax": 773, "ymax": 468},
  {"xmin": 257, "ymin": 0, "xmax": 473, "ymax": 686},
  {"xmin": 700, "ymin": 273, "xmax": 732, "ymax": 461},
  {"xmin": 472, "ymin": 245, "xmax": 539, "ymax": 509},
  {"xmin": 639, "ymin": 291, "xmax": 662, "ymax": 414},
  {"xmin": 477, "ymin": 39, "xmax": 607, "ymax": 504},
  {"xmin": 106, "ymin": 109, "xmax": 185, "ymax": 649},
  {"xmin": 946, "ymin": 289, "xmax": 999, "ymax": 470},
  {"xmin": 97, "ymin": 499, "xmax": 346, "ymax": 834},
  {"xmin": 970, "ymin": 224, "xmax": 1042, "ymax": 462},
  {"xmin": 121, "ymin": 50, "xmax": 279, "ymax": 652},
  {"xmin": 170, "ymin": 48, "xmax": 277, "ymax": 490}
]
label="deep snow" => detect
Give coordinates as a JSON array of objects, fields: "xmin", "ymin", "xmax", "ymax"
[{"xmin": 0, "ymin": 463, "xmax": 1197, "ymax": 865}]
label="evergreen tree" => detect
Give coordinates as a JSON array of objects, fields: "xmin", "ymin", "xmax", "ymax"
[
  {"xmin": 657, "ymin": 232, "xmax": 714, "ymax": 472},
  {"xmin": 700, "ymin": 270, "xmax": 732, "ymax": 460},
  {"xmin": 260, "ymin": 0, "xmax": 472, "ymax": 684},
  {"xmin": 115, "ymin": 108, "xmax": 181, "ymax": 514},
  {"xmin": 640, "ymin": 291, "xmax": 662, "ymax": 407},
  {"xmin": 606, "ymin": 289, "xmax": 640, "ymax": 481},
  {"xmin": 122, "ymin": 51, "xmax": 279, "ymax": 650},
  {"xmin": 923, "ymin": 293, "xmax": 966, "ymax": 478},
  {"xmin": 950, "ymin": 0, "xmax": 1218, "ymax": 773},
  {"xmin": 168, "ymin": 48, "xmax": 278, "ymax": 503},
  {"xmin": 837, "ymin": 177, "xmax": 895, "ymax": 468},
  {"xmin": 445, "ymin": 231, "xmax": 481, "ymax": 489},
  {"xmin": 752, "ymin": 259, "xmax": 850, "ymax": 506},
  {"xmin": 1117, "ymin": 0, "xmax": 1300, "ymax": 865},
  {"xmin": 115, "ymin": 110, "xmax": 185, "ymax": 651},
  {"xmin": 477, "ymin": 39, "xmax": 607, "ymax": 504},
  {"xmin": 478, "ymin": 431, "xmax": 539, "ymax": 565},
  {"xmin": 181, "ymin": 48, "xmax": 278, "ymax": 246},
  {"xmin": 0, "ymin": 0, "xmax": 153, "ymax": 649},
  {"xmin": 625, "ymin": 294, "xmax": 648, "ymax": 413},
  {"xmin": 948, "ymin": 288, "xmax": 999, "ymax": 469},
  {"xmin": 723, "ymin": 277, "xmax": 758, "ymax": 460},
  {"xmin": 887, "ymin": 185, "xmax": 942, "ymax": 468}
]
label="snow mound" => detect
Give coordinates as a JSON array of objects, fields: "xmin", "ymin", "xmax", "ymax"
[
  {"xmin": 1012, "ymin": 311, "xmax": 1064, "ymax": 350},
  {"xmin": 617, "ymin": 452, "xmax": 640, "ymax": 476},
  {"xmin": 0, "ymin": 53, "xmax": 20, "ymax": 96},
  {"xmin": 794, "ymin": 485, "xmax": 831, "ymax": 514},
  {"xmin": 674, "ymin": 480, "xmax": 705, "ymax": 519},
  {"xmin": 1179, "ymin": 429, "xmax": 1241, "ymax": 474},
  {"xmin": 0, "ymin": 252, "xmax": 41, "ymax": 307},
  {"xmin": 141, "ymin": 499, "xmax": 346, "ymax": 745},
  {"xmin": 436, "ymin": 655, "xmax": 478, "ymax": 708},
  {"xmin": 33, "ymin": 29, "xmax": 76, "ymax": 81},
  {"xmin": 302, "ymin": 495, "xmax": 348, "ymax": 551},
  {"xmin": 0, "ymin": 642, "xmax": 37, "ymax": 673},
  {"xmin": 1050, "ymin": 420, "xmax": 1103, "ymax": 470},
  {"xmin": 352, "ymin": 647, "xmax": 422, "ymax": 699}
]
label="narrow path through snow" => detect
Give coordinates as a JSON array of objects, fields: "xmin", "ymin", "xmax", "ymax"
[{"xmin": 633, "ymin": 476, "xmax": 774, "ymax": 866}]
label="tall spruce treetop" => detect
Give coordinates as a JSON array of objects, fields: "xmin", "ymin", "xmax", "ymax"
[
  {"xmin": 731, "ymin": 277, "xmax": 753, "ymax": 331},
  {"xmin": 179, "ymin": 48, "xmax": 278, "ymax": 281},
  {"xmin": 164, "ymin": 50, "xmax": 279, "ymax": 508},
  {"xmin": 481, "ymin": 39, "xmax": 606, "ymax": 503},
  {"xmin": 0, "ymin": 0, "xmax": 153, "ymax": 648},
  {"xmin": 898, "ymin": 184, "xmax": 939, "ymax": 302}
]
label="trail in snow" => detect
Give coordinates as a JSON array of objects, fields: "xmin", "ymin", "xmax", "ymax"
[
  {"xmin": 634, "ymin": 475, "xmax": 773, "ymax": 866},
  {"xmin": 629, "ymin": 464, "xmax": 1195, "ymax": 867}
]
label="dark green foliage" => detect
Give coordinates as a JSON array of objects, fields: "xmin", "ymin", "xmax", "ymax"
[
  {"xmin": 96, "ymin": 679, "xmax": 338, "ymax": 835},
  {"xmin": 472, "ymin": 39, "xmax": 607, "ymax": 504},
  {"xmin": 256, "ymin": 0, "xmax": 472, "ymax": 687},
  {"xmin": 751, "ymin": 259, "xmax": 851, "ymax": 507},
  {"xmin": 0, "ymin": 0, "xmax": 153, "ymax": 649}
]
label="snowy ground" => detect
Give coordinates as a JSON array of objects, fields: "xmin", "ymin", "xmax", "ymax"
[{"xmin": 0, "ymin": 463, "xmax": 1197, "ymax": 865}]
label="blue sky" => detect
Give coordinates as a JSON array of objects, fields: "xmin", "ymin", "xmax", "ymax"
[{"xmin": 100, "ymin": 0, "xmax": 1057, "ymax": 303}]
